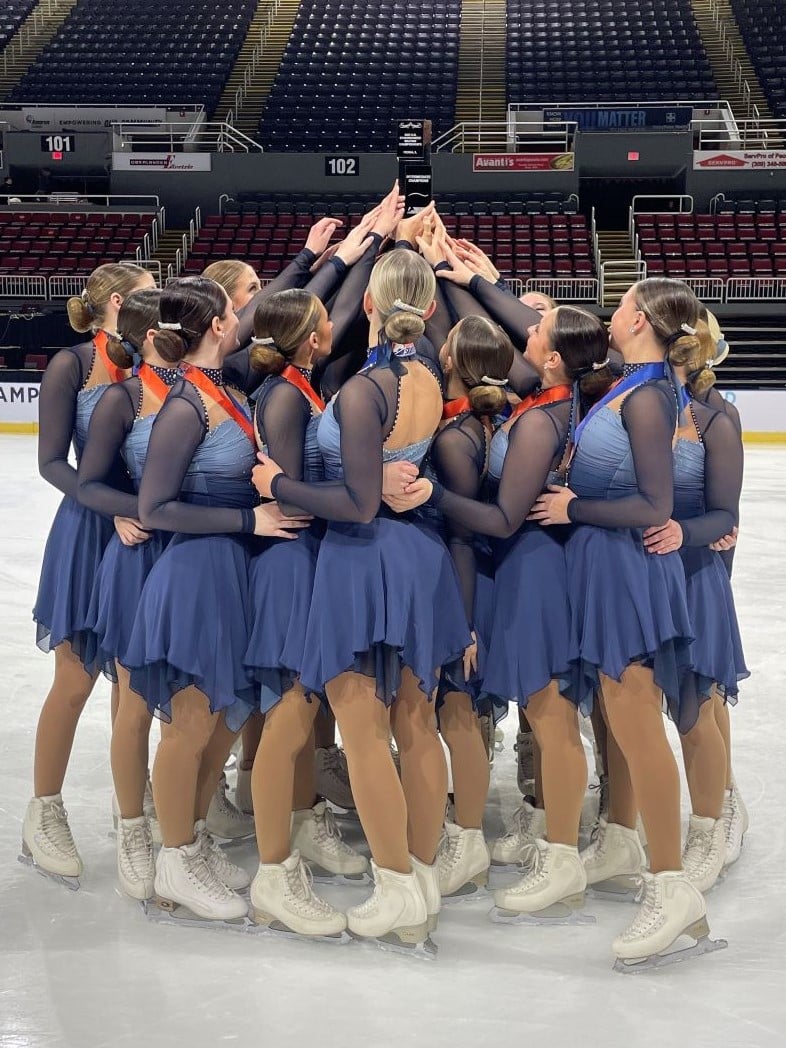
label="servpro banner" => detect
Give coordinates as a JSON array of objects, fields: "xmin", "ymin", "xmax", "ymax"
[
  {"xmin": 694, "ymin": 150, "xmax": 786, "ymax": 170},
  {"xmin": 473, "ymin": 153, "xmax": 575, "ymax": 172}
]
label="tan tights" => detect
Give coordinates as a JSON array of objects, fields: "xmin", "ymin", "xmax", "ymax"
[
  {"xmin": 112, "ymin": 665, "xmax": 153, "ymax": 818},
  {"xmin": 439, "ymin": 692, "xmax": 489, "ymax": 830},
  {"xmin": 240, "ymin": 713, "xmax": 264, "ymax": 774},
  {"xmin": 525, "ymin": 684, "xmax": 587, "ymax": 847},
  {"xmin": 599, "ymin": 666, "xmax": 682, "ymax": 873},
  {"xmin": 680, "ymin": 691, "xmax": 726, "ymax": 820},
  {"xmin": 252, "ymin": 683, "xmax": 319, "ymax": 863},
  {"xmin": 327, "ymin": 668, "xmax": 447, "ymax": 872},
  {"xmin": 713, "ymin": 693, "xmax": 734, "ymax": 789},
  {"xmin": 152, "ymin": 687, "xmax": 235, "ymax": 847},
  {"xmin": 34, "ymin": 641, "xmax": 99, "ymax": 797}
]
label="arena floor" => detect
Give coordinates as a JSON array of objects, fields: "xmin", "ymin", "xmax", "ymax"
[{"xmin": 1, "ymin": 434, "xmax": 784, "ymax": 1048}]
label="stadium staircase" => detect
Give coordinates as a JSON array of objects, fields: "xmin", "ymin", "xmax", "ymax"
[
  {"xmin": 690, "ymin": 0, "xmax": 772, "ymax": 121},
  {"xmin": 229, "ymin": 0, "xmax": 302, "ymax": 134},
  {"xmin": 214, "ymin": 0, "xmax": 277, "ymax": 123},
  {"xmin": 0, "ymin": 0, "xmax": 76, "ymax": 100},
  {"xmin": 151, "ymin": 229, "xmax": 190, "ymax": 282},
  {"xmin": 595, "ymin": 228, "xmax": 642, "ymax": 307},
  {"xmin": 454, "ymin": 0, "xmax": 507, "ymax": 141}
]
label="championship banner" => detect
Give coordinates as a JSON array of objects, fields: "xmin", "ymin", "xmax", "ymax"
[
  {"xmin": 543, "ymin": 106, "xmax": 692, "ymax": 131},
  {"xmin": 694, "ymin": 150, "xmax": 786, "ymax": 170},
  {"xmin": 0, "ymin": 380, "xmax": 41, "ymax": 432},
  {"xmin": 112, "ymin": 152, "xmax": 212, "ymax": 172},
  {"xmin": 473, "ymin": 153, "xmax": 574, "ymax": 172}
]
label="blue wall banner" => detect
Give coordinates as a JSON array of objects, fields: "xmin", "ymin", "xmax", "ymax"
[{"xmin": 543, "ymin": 106, "xmax": 693, "ymax": 131}]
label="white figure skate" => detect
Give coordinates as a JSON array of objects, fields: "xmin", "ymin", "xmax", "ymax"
[
  {"xmin": 249, "ymin": 850, "xmax": 349, "ymax": 943},
  {"xmin": 437, "ymin": 823, "xmax": 490, "ymax": 901},
  {"xmin": 291, "ymin": 801, "xmax": 368, "ymax": 883},
  {"xmin": 347, "ymin": 861, "xmax": 435, "ymax": 957},
  {"xmin": 20, "ymin": 794, "xmax": 83, "ymax": 891},
  {"xmin": 491, "ymin": 840, "xmax": 594, "ymax": 925},
  {"xmin": 581, "ymin": 817, "xmax": 646, "ymax": 899},
  {"xmin": 117, "ymin": 815, "xmax": 155, "ymax": 900},
  {"xmin": 206, "ymin": 773, "xmax": 254, "ymax": 841},
  {"xmin": 315, "ymin": 745, "xmax": 355, "ymax": 811}
]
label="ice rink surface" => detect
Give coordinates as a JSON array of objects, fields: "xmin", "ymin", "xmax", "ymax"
[{"xmin": 1, "ymin": 434, "xmax": 784, "ymax": 1048}]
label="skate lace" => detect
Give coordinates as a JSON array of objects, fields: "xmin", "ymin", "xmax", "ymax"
[
  {"xmin": 683, "ymin": 825, "xmax": 718, "ymax": 875},
  {"xmin": 437, "ymin": 827, "xmax": 461, "ymax": 872},
  {"xmin": 41, "ymin": 800, "xmax": 77, "ymax": 856},
  {"xmin": 583, "ymin": 821, "xmax": 607, "ymax": 859},
  {"xmin": 623, "ymin": 876, "xmax": 663, "ymax": 939},
  {"xmin": 323, "ymin": 747, "xmax": 350, "ymax": 784},
  {"xmin": 121, "ymin": 822, "xmax": 152, "ymax": 874},
  {"xmin": 508, "ymin": 841, "xmax": 547, "ymax": 892},
  {"xmin": 313, "ymin": 805, "xmax": 356, "ymax": 857},
  {"xmin": 143, "ymin": 778, "xmax": 156, "ymax": 819},
  {"xmin": 214, "ymin": 779, "xmax": 245, "ymax": 824},
  {"xmin": 500, "ymin": 805, "xmax": 532, "ymax": 845},
  {"xmin": 185, "ymin": 850, "xmax": 235, "ymax": 901},
  {"xmin": 203, "ymin": 831, "xmax": 243, "ymax": 882},
  {"xmin": 287, "ymin": 858, "xmax": 334, "ymax": 916}
]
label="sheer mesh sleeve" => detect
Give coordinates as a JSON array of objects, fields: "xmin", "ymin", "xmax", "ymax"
[
  {"xmin": 441, "ymin": 279, "xmax": 493, "ymax": 327},
  {"xmin": 256, "ymin": 380, "xmax": 311, "ymax": 482},
  {"xmin": 697, "ymin": 386, "xmax": 742, "ymax": 437},
  {"xmin": 303, "ymin": 256, "xmax": 346, "ymax": 304},
  {"xmin": 424, "ymin": 281, "xmax": 453, "ymax": 354},
  {"xmin": 433, "ymin": 406, "xmax": 565, "ymax": 538},
  {"xmin": 235, "ymin": 248, "xmax": 318, "ymax": 346},
  {"xmin": 679, "ymin": 405, "xmax": 743, "ymax": 547},
  {"xmin": 222, "ymin": 347, "xmax": 257, "ymax": 396},
  {"xmin": 568, "ymin": 382, "xmax": 677, "ymax": 528},
  {"xmin": 138, "ymin": 382, "xmax": 254, "ymax": 534},
  {"xmin": 328, "ymin": 236, "xmax": 381, "ymax": 347},
  {"xmin": 37, "ymin": 346, "xmax": 86, "ymax": 498},
  {"xmin": 77, "ymin": 381, "xmax": 139, "ymax": 518},
  {"xmin": 271, "ymin": 372, "xmax": 390, "ymax": 522},
  {"xmin": 467, "ymin": 276, "xmax": 541, "ymax": 351}
]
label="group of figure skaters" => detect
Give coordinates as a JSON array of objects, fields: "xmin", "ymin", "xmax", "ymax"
[{"xmin": 21, "ymin": 183, "xmax": 749, "ymax": 971}]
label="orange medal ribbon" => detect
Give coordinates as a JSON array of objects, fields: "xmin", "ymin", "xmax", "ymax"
[
  {"xmin": 511, "ymin": 384, "xmax": 572, "ymax": 419},
  {"xmin": 441, "ymin": 396, "xmax": 471, "ymax": 420},
  {"xmin": 93, "ymin": 330, "xmax": 126, "ymax": 385},
  {"xmin": 180, "ymin": 363, "xmax": 255, "ymax": 445},
  {"xmin": 281, "ymin": 365, "xmax": 325, "ymax": 413},
  {"xmin": 138, "ymin": 362, "xmax": 172, "ymax": 405}
]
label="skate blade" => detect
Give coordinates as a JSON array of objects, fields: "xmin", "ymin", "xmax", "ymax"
[
  {"xmin": 141, "ymin": 897, "xmax": 250, "ymax": 932},
  {"xmin": 613, "ymin": 921, "xmax": 728, "ymax": 974},
  {"xmin": 205, "ymin": 831, "xmax": 256, "ymax": 847},
  {"xmin": 490, "ymin": 895, "xmax": 596, "ymax": 926},
  {"xmin": 441, "ymin": 875, "xmax": 492, "ymax": 905},
  {"xmin": 18, "ymin": 848, "xmax": 81, "ymax": 892},
  {"xmin": 307, "ymin": 864, "xmax": 371, "ymax": 887},
  {"xmin": 351, "ymin": 930, "xmax": 437, "ymax": 960},
  {"xmin": 587, "ymin": 879, "xmax": 640, "ymax": 902},
  {"xmin": 249, "ymin": 910, "xmax": 351, "ymax": 945}
]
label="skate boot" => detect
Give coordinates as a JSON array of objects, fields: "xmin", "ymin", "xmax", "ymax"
[
  {"xmin": 581, "ymin": 818, "xmax": 646, "ymax": 898},
  {"xmin": 249, "ymin": 850, "xmax": 348, "ymax": 941},
  {"xmin": 491, "ymin": 840, "xmax": 593, "ymax": 924},
  {"xmin": 117, "ymin": 816, "xmax": 155, "ymax": 900},
  {"xmin": 143, "ymin": 776, "xmax": 162, "ymax": 846},
  {"xmin": 437, "ymin": 823, "xmax": 490, "ymax": 900},
  {"xmin": 490, "ymin": 801, "xmax": 547, "ymax": 870},
  {"xmin": 480, "ymin": 715, "xmax": 495, "ymax": 765},
  {"xmin": 515, "ymin": 731, "xmax": 535, "ymax": 794},
  {"xmin": 21, "ymin": 794, "xmax": 83, "ymax": 889},
  {"xmin": 151, "ymin": 839, "xmax": 249, "ymax": 923},
  {"xmin": 206, "ymin": 773, "xmax": 254, "ymax": 840},
  {"xmin": 195, "ymin": 819, "xmax": 251, "ymax": 891},
  {"xmin": 291, "ymin": 801, "xmax": 368, "ymax": 882},
  {"xmin": 721, "ymin": 786, "xmax": 748, "ymax": 867},
  {"xmin": 612, "ymin": 870, "xmax": 726, "ymax": 972},
  {"xmin": 234, "ymin": 764, "xmax": 253, "ymax": 815},
  {"xmin": 347, "ymin": 862, "xmax": 433, "ymax": 955},
  {"xmin": 410, "ymin": 853, "xmax": 441, "ymax": 933},
  {"xmin": 682, "ymin": 814, "xmax": 726, "ymax": 893},
  {"xmin": 315, "ymin": 745, "xmax": 355, "ymax": 811}
]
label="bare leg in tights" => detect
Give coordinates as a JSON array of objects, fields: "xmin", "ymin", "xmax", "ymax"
[
  {"xmin": 680, "ymin": 690, "xmax": 726, "ymax": 820},
  {"xmin": 239, "ymin": 713, "xmax": 264, "ymax": 781},
  {"xmin": 598, "ymin": 695, "xmax": 638, "ymax": 831},
  {"xmin": 390, "ymin": 669, "xmax": 449, "ymax": 865},
  {"xmin": 112, "ymin": 665, "xmax": 153, "ymax": 818},
  {"xmin": 525, "ymin": 684, "xmax": 587, "ymax": 846},
  {"xmin": 439, "ymin": 692, "xmax": 488, "ymax": 830},
  {"xmin": 326, "ymin": 671, "xmax": 409, "ymax": 873},
  {"xmin": 252, "ymin": 684, "xmax": 319, "ymax": 863},
  {"xmin": 153, "ymin": 686, "xmax": 216, "ymax": 847},
  {"xmin": 713, "ymin": 693, "xmax": 734, "ymax": 789},
  {"xmin": 34, "ymin": 642, "xmax": 98, "ymax": 796},
  {"xmin": 599, "ymin": 666, "xmax": 682, "ymax": 873},
  {"xmin": 195, "ymin": 714, "xmax": 241, "ymax": 822}
]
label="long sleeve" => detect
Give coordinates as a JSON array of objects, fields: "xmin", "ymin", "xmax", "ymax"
[
  {"xmin": 568, "ymin": 383, "xmax": 677, "ymax": 528},
  {"xmin": 236, "ymin": 248, "xmax": 318, "ymax": 345},
  {"xmin": 303, "ymin": 256, "xmax": 347, "ymax": 304},
  {"xmin": 138, "ymin": 385, "xmax": 254, "ymax": 534},
  {"xmin": 271, "ymin": 373, "xmax": 388, "ymax": 523},
  {"xmin": 468, "ymin": 276, "xmax": 541, "ymax": 352},
  {"xmin": 77, "ymin": 382, "xmax": 139, "ymax": 519},
  {"xmin": 424, "ymin": 281, "xmax": 453, "ymax": 353},
  {"xmin": 328, "ymin": 236, "xmax": 382, "ymax": 347},
  {"xmin": 429, "ymin": 422, "xmax": 485, "ymax": 622},
  {"xmin": 37, "ymin": 348, "xmax": 83, "ymax": 499},
  {"xmin": 679, "ymin": 408, "xmax": 743, "ymax": 547},
  {"xmin": 433, "ymin": 408, "xmax": 564, "ymax": 538},
  {"xmin": 222, "ymin": 347, "xmax": 257, "ymax": 396}
]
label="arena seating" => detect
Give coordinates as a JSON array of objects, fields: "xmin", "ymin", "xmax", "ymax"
[
  {"xmin": 0, "ymin": 1, "xmax": 37, "ymax": 50},
  {"xmin": 506, "ymin": 0, "xmax": 716, "ymax": 102},
  {"xmin": 8, "ymin": 0, "xmax": 256, "ymax": 112},
  {"xmin": 184, "ymin": 200, "xmax": 595, "ymax": 281},
  {"xmin": 0, "ymin": 211, "xmax": 156, "ymax": 275},
  {"xmin": 259, "ymin": 0, "xmax": 460, "ymax": 151},
  {"xmin": 635, "ymin": 210, "xmax": 786, "ymax": 278},
  {"xmin": 729, "ymin": 0, "xmax": 786, "ymax": 118}
]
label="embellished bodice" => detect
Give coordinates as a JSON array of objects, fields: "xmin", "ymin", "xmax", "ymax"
[
  {"xmin": 180, "ymin": 419, "xmax": 257, "ymax": 509},
  {"xmin": 673, "ymin": 437, "xmax": 706, "ymax": 521}
]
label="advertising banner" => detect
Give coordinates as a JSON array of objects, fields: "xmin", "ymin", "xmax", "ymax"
[
  {"xmin": 693, "ymin": 150, "xmax": 786, "ymax": 169},
  {"xmin": 0, "ymin": 380, "xmax": 41, "ymax": 430},
  {"xmin": 543, "ymin": 106, "xmax": 692, "ymax": 131},
  {"xmin": 473, "ymin": 153, "xmax": 575, "ymax": 172},
  {"xmin": 112, "ymin": 152, "xmax": 212, "ymax": 172},
  {"xmin": 0, "ymin": 106, "xmax": 169, "ymax": 132}
]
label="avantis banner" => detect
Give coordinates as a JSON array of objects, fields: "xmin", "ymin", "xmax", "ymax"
[
  {"xmin": 694, "ymin": 149, "xmax": 786, "ymax": 169},
  {"xmin": 473, "ymin": 153, "xmax": 575, "ymax": 172},
  {"xmin": 112, "ymin": 152, "xmax": 212, "ymax": 172}
]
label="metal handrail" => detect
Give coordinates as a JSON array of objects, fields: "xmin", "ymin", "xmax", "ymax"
[
  {"xmin": 112, "ymin": 122, "xmax": 262, "ymax": 154},
  {"xmin": 433, "ymin": 120, "xmax": 577, "ymax": 153}
]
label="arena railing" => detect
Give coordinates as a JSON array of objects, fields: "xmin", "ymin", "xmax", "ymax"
[
  {"xmin": 675, "ymin": 277, "xmax": 726, "ymax": 302},
  {"xmin": 695, "ymin": 117, "xmax": 786, "ymax": 150},
  {"xmin": 0, "ymin": 275, "xmax": 48, "ymax": 299},
  {"xmin": 112, "ymin": 122, "xmax": 262, "ymax": 154},
  {"xmin": 432, "ymin": 121, "xmax": 577, "ymax": 154},
  {"xmin": 524, "ymin": 277, "xmax": 599, "ymax": 302},
  {"xmin": 726, "ymin": 277, "xmax": 786, "ymax": 301},
  {"xmin": 628, "ymin": 195, "xmax": 695, "ymax": 240}
]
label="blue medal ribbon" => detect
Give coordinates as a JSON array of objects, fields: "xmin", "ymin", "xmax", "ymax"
[{"xmin": 574, "ymin": 362, "xmax": 666, "ymax": 444}]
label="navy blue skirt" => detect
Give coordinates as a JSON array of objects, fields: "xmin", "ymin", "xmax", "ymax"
[
  {"xmin": 300, "ymin": 516, "xmax": 472, "ymax": 703},
  {"xmin": 245, "ymin": 530, "xmax": 320, "ymax": 713},
  {"xmin": 565, "ymin": 525, "xmax": 694, "ymax": 723},
  {"xmin": 482, "ymin": 526, "xmax": 575, "ymax": 714},
  {"xmin": 125, "ymin": 533, "xmax": 256, "ymax": 731},
  {"xmin": 676, "ymin": 546, "xmax": 748, "ymax": 733},
  {"xmin": 87, "ymin": 530, "xmax": 170, "ymax": 682},
  {"xmin": 33, "ymin": 496, "xmax": 114, "ymax": 674}
]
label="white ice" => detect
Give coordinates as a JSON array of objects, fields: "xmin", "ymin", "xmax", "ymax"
[{"xmin": 1, "ymin": 434, "xmax": 785, "ymax": 1048}]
